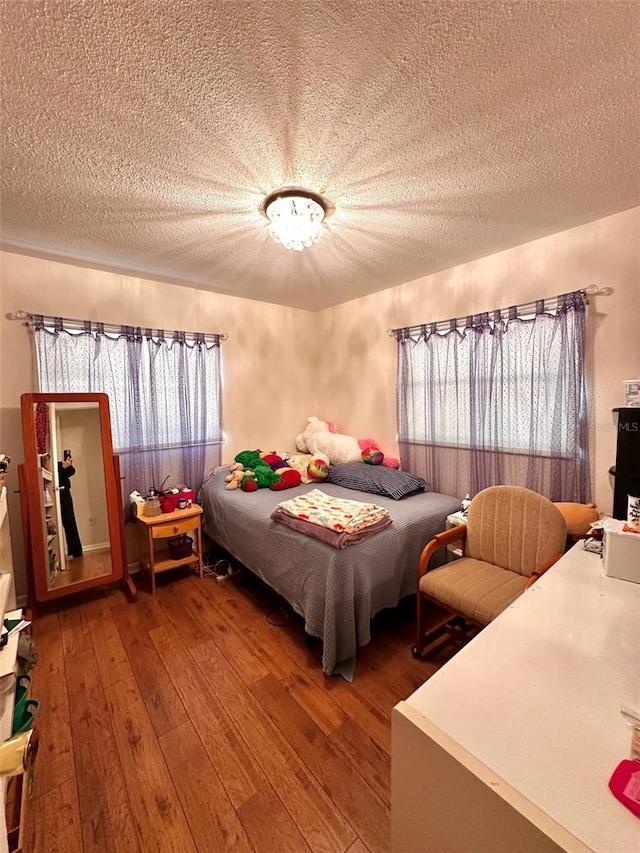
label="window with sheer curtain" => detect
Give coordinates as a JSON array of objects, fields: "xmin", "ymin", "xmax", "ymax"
[
  {"xmin": 32, "ymin": 320, "xmax": 223, "ymax": 506},
  {"xmin": 396, "ymin": 292, "xmax": 590, "ymax": 502}
]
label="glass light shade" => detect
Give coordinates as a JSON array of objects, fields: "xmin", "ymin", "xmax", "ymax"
[{"xmin": 265, "ymin": 194, "xmax": 325, "ymax": 251}]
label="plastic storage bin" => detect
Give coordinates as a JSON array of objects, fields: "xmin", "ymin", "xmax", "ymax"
[
  {"xmin": 603, "ymin": 518, "xmax": 640, "ymax": 583},
  {"xmin": 167, "ymin": 534, "xmax": 193, "ymax": 560},
  {"xmin": 160, "ymin": 489, "xmax": 195, "ymax": 511}
]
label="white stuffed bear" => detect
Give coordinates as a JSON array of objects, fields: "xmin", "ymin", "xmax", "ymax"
[{"xmin": 295, "ymin": 417, "xmax": 362, "ymax": 465}]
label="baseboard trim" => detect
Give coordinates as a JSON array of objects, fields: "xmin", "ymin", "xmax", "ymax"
[
  {"xmin": 82, "ymin": 542, "xmax": 110, "ymax": 553},
  {"xmin": 15, "ymin": 565, "xmax": 140, "ymax": 609}
]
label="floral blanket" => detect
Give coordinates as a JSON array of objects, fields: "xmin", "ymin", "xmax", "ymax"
[{"xmin": 276, "ymin": 488, "xmax": 389, "ymax": 533}]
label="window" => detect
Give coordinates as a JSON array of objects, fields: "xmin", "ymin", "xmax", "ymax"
[
  {"xmin": 33, "ymin": 321, "xmax": 223, "ymax": 503},
  {"xmin": 397, "ymin": 294, "xmax": 589, "ymax": 502}
]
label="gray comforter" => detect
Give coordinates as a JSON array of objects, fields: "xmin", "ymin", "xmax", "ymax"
[{"xmin": 201, "ymin": 472, "xmax": 460, "ymax": 678}]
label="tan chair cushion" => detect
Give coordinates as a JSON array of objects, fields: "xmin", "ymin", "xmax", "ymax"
[
  {"xmin": 419, "ymin": 557, "xmax": 528, "ymax": 626},
  {"xmin": 466, "ymin": 485, "xmax": 567, "ymax": 577}
]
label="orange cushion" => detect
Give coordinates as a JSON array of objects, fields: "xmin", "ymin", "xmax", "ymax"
[{"xmin": 553, "ymin": 502, "xmax": 599, "ymax": 536}]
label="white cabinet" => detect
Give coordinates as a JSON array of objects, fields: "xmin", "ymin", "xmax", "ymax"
[
  {"xmin": 37, "ymin": 402, "xmax": 66, "ymax": 583},
  {"xmin": 0, "ymin": 488, "xmax": 16, "ymax": 613},
  {"xmin": 0, "ymin": 611, "xmax": 26, "ymax": 853},
  {"xmin": 0, "ymin": 477, "xmax": 29, "ymax": 853}
]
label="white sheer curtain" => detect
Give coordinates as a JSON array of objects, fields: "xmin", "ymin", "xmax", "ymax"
[
  {"xmin": 397, "ymin": 292, "xmax": 590, "ymax": 502},
  {"xmin": 33, "ymin": 322, "xmax": 223, "ymax": 506}
]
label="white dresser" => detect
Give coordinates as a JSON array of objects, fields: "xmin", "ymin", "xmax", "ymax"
[
  {"xmin": 392, "ymin": 542, "xmax": 640, "ymax": 853},
  {"xmin": 0, "ymin": 482, "xmax": 23, "ymax": 853},
  {"xmin": 0, "ymin": 487, "xmax": 16, "ymax": 613}
]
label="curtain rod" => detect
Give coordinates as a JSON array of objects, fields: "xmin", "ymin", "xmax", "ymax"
[
  {"xmin": 387, "ymin": 284, "xmax": 606, "ymax": 338},
  {"xmin": 6, "ymin": 311, "xmax": 228, "ymax": 342}
]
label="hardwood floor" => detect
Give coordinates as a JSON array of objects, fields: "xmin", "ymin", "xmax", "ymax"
[
  {"xmin": 50, "ymin": 547, "xmax": 113, "ymax": 590},
  {"xmin": 24, "ymin": 568, "xmax": 451, "ymax": 852}
]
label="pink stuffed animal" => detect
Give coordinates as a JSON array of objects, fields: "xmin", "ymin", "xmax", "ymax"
[{"xmin": 358, "ymin": 437, "xmax": 400, "ymax": 469}]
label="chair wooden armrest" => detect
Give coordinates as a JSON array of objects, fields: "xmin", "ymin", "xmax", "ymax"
[
  {"xmin": 417, "ymin": 525, "xmax": 467, "ymax": 580},
  {"xmin": 524, "ymin": 553, "xmax": 563, "ymax": 590}
]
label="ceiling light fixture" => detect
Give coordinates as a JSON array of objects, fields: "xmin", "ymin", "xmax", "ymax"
[{"xmin": 263, "ymin": 188, "xmax": 327, "ymax": 252}]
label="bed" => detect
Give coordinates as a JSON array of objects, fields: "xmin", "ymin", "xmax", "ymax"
[{"xmin": 200, "ymin": 470, "xmax": 461, "ymax": 679}]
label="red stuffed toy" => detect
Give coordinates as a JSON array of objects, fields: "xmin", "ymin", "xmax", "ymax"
[{"xmin": 270, "ymin": 468, "xmax": 302, "ymax": 491}]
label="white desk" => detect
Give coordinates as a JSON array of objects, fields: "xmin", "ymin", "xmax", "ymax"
[{"xmin": 392, "ymin": 543, "xmax": 640, "ymax": 853}]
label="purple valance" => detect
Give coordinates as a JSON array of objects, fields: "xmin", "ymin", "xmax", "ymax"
[{"xmin": 392, "ymin": 290, "xmax": 587, "ymax": 341}]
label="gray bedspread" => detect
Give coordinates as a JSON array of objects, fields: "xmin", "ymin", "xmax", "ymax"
[{"xmin": 201, "ymin": 472, "xmax": 461, "ymax": 679}]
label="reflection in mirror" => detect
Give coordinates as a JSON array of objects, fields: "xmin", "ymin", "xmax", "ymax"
[{"xmin": 36, "ymin": 401, "xmax": 112, "ymax": 590}]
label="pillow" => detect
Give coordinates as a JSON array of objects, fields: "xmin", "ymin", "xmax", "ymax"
[
  {"xmin": 327, "ymin": 462, "xmax": 427, "ymax": 500},
  {"xmin": 283, "ymin": 452, "xmax": 316, "ymax": 484},
  {"xmin": 553, "ymin": 502, "xmax": 599, "ymax": 536}
]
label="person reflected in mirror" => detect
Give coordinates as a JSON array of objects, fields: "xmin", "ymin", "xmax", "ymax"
[{"xmin": 58, "ymin": 454, "xmax": 83, "ymax": 559}]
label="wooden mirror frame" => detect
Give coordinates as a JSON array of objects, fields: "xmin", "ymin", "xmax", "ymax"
[{"xmin": 20, "ymin": 392, "xmax": 134, "ymax": 604}]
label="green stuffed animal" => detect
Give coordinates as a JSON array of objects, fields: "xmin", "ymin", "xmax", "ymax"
[{"xmin": 234, "ymin": 450, "xmax": 281, "ymax": 489}]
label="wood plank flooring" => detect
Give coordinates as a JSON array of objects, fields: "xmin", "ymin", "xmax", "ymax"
[
  {"xmin": 51, "ymin": 548, "xmax": 113, "ymax": 589},
  {"xmin": 23, "ymin": 568, "xmax": 451, "ymax": 852}
]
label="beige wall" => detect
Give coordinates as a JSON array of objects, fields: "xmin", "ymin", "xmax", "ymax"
[
  {"xmin": 0, "ymin": 251, "xmax": 317, "ymax": 598},
  {"xmin": 316, "ymin": 207, "xmax": 640, "ymax": 516}
]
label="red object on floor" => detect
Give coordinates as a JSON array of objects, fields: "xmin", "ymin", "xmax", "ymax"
[{"xmin": 609, "ymin": 759, "xmax": 640, "ymax": 818}]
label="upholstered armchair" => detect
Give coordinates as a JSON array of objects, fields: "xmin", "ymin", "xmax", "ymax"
[{"xmin": 413, "ymin": 485, "xmax": 567, "ymax": 657}]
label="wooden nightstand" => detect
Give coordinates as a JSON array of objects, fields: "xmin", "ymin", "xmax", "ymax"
[{"xmin": 135, "ymin": 504, "xmax": 203, "ymax": 594}]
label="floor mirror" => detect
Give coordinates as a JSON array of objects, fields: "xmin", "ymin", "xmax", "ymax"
[{"xmin": 19, "ymin": 393, "xmax": 136, "ymax": 606}]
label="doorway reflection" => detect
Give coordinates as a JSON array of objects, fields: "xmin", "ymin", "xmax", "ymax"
[{"xmin": 39, "ymin": 401, "xmax": 112, "ymax": 590}]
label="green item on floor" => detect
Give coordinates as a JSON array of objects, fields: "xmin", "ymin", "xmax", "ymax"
[
  {"xmin": 12, "ymin": 698, "xmax": 39, "ymax": 735},
  {"xmin": 13, "ymin": 674, "xmax": 31, "ymax": 722}
]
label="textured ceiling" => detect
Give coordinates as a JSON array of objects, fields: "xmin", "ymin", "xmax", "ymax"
[{"xmin": 1, "ymin": 1, "xmax": 639, "ymax": 311}]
